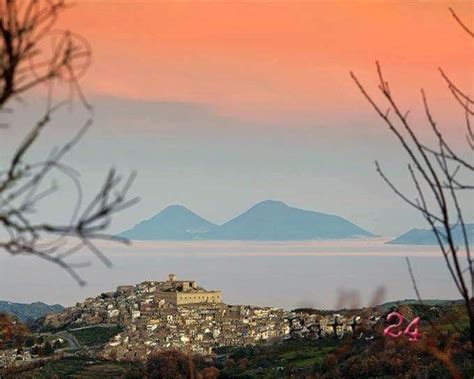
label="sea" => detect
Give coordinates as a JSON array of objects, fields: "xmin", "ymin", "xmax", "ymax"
[{"xmin": 0, "ymin": 238, "xmax": 461, "ymax": 309}]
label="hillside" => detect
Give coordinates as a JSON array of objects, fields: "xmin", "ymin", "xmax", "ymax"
[
  {"xmin": 4, "ymin": 289, "xmax": 470, "ymax": 379},
  {"xmin": 0, "ymin": 301, "xmax": 64, "ymax": 322}
]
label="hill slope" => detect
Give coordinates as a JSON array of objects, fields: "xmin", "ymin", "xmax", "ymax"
[
  {"xmin": 118, "ymin": 205, "xmax": 217, "ymax": 240},
  {"xmin": 0, "ymin": 301, "xmax": 64, "ymax": 322}
]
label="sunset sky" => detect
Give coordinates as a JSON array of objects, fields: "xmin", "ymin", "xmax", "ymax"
[
  {"xmin": 59, "ymin": 1, "xmax": 473, "ymax": 123},
  {"xmin": 11, "ymin": 0, "xmax": 474, "ymax": 236}
]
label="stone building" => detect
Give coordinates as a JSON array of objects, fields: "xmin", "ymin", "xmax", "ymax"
[{"xmin": 155, "ymin": 274, "xmax": 222, "ymax": 305}]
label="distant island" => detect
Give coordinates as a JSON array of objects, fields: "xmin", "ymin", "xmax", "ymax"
[
  {"xmin": 388, "ymin": 224, "xmax": 474, "ymax": 245},
  {"xmin": 117, "ymin": 200, "xmax": 374, "ymax": 241}
]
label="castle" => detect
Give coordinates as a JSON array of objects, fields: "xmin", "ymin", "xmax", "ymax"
[{"xmin": 154, "ymin": 274, "xmax": 222, "ymax": 306}]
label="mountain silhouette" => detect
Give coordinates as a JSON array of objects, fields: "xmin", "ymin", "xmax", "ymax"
[
  {"xmin": 118, "ymin": 205, "xmax": 217, "ymax": 240},
  {"xmin": 212, "ymin": 200, "xmax": 373, "ymax": 240},
  {"xmin": 388, "ymin": 224, "xmax": 474, "ymax": 245},
  {"xmin": 118, "ymin": 200, "xmax": 373, "ymax": 241}
]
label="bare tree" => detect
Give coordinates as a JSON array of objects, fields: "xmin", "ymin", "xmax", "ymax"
[
  {"xmin": 0, "ymin": 0, "xmax": 137, "ymax": 284},
  {"xmin": 350, "ymin": 7, "xmax": 473, "ymax": 346}
]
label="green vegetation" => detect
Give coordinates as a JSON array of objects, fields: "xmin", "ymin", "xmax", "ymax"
[
  {"xmin": 216, "ymin": 340, "xmax": 338, "ymax": 378},
  {"xmin": 5, "ymin": 356, "xmax": 140, "ymax": 378},
  {"xmin": 280, "ymin": 345, "xmax": 334, "ymax": 368},
  {"xmin": 68, "ymin": 325, "xmax": 122, "ymax": 347},
  {"xmin": 216, "ymin": 304, "xmax": 473, "ymax": 378},
  {"xmin": 215, "ymin": 332, "xmax": 473, "ymax": 378}
]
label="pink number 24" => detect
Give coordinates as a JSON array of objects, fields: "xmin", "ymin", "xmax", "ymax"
[{"xmin": 383, "ymin": 312, "xmax": 421, "ymax": 342}]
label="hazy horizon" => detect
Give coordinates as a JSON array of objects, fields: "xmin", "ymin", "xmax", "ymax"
[
  {"xmin": 0, "ymin": 239, "xmax": 460, "ymax": 309},
  {"xmin": 3, "ymin": 1, "xmax": 473, "ymax": 238}
]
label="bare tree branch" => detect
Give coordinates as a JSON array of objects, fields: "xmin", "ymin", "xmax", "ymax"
[
  {"xmin": 351, "ymin": 57, "xmax": 474, "ymax": 347},
  {"xmin": 0, "ymin": 0, "xmax": 137, "ymax": 284},
  {"xmin": 449, "ymin": 7, "xmax": 474, "ymax": 38}
]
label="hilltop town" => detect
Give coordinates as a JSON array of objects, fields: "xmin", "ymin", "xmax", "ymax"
[
  {"xmin": 35, "ymin": 274, "xmax": 383, "ymax": 362},
  {"xmin": 41, "ymin": 274, "xmax": 290, "ymax": 361},
  {"xmin": 0, "ymin": 276, "xmax": 465, "ymax": 376}
]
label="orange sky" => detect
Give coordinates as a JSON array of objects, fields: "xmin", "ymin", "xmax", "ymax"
[
  {"xmin": 13, "ymin": 1, "xmax": 474, "ymax": 239},
  {"xmin": 58, "ymin": 1, "xmax": 473, "ymax": 126}
]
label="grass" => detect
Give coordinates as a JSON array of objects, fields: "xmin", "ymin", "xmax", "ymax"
[
  {"xmin": 68, "ymin": 325, "xmax": 122, "ymax": 347},
  {"xmin": 21, "ymin": 356, "xmax": 90, "ymax": 378},
  {"xmin": 11, "ymin": 356, "xmax": 138, "ymax": 378},
  {"xmin": 219, "ymin": 340, "xmax": 338, "ymax": 378},
  {"xmin": 280, "ymin": 345, "xmax": 334, "ymax": 367}
]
